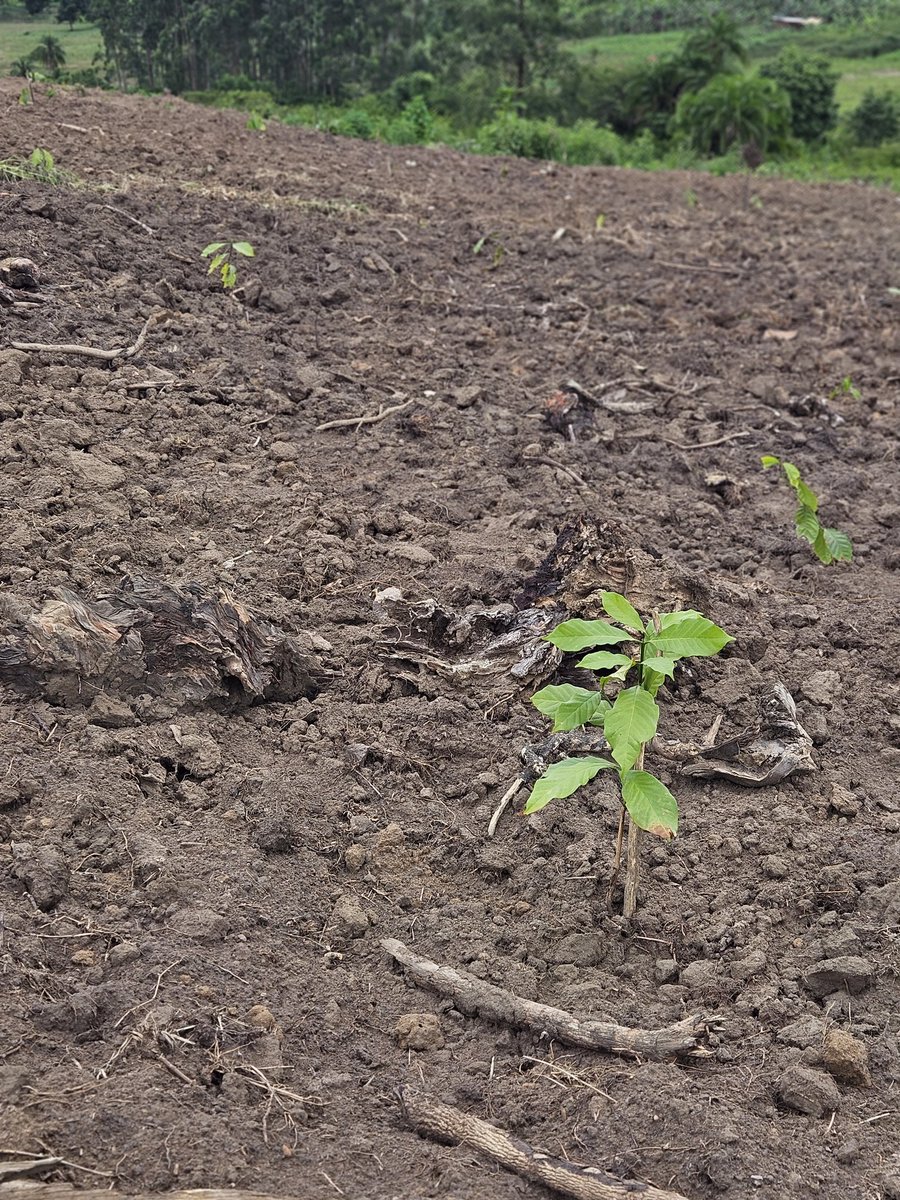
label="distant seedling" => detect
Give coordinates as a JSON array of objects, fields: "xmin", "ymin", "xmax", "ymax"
[
  {"xmin": 829, "ymin": 375, "xmax": 861, "ymax": 402},
  {"xmin": 201, "ymin": 240, "xmax": 255, "ymax": 290},
  {"xmin": 527, "ymin": 592, "xmax": 732, "ymax": 915},
  {"xmin": 761, "ymin": 456, "xmax": 852, "ymax": 565},
  {"xmin": 0, "ymin": 148, "xmax": 71, "ymax": 185}
]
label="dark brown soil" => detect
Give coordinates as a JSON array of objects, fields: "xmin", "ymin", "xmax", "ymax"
[{"xmin": 2, "ymin": 80, "xmax": 900, "ymax": 1200}]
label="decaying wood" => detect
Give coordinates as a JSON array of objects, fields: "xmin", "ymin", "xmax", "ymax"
[
  {"xmin": 316, "ymin": 395, "xmax": 415, "ymax": 432},
  {"xmin": 0, "ymin": 1190, "xmax": 283, "ymax": 1200},
  {"xmin": 398, "ymin": 1087, "xmax": 690, "ymax": 1200},
  {"xmin": 10, "ymin": 309, "xmax": 171, "ymax": 362},
  {"xmin": 382, "ymin": 937, "xmax": 711, "ymax": 1059},
  {"xmin": 0, "ymin": 575, "xmax": 323, "ymax": 708}
]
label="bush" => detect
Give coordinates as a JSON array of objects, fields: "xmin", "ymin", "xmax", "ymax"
[
  {"xmin": 559, "ymin": 120, "xmax": 623, "ymax": 165},
  {"xmin": 847, "ymin": 89, "xmax": 900, "ymax": 147},
  {"xmin": 759, "ymin": 51, "xmax": 838, "ymax": 143},
  {"xmin": 673, "ymin": 74, "xmax": 791, "ymax": 157},
  {"xmin": 384, "ymin": 95, "xmax": 434, "ymax": 144},
  {"xmin": 475, "ymin": 113, "xmax": 562, "ymax": 159},
  {"xmin": 334, "ymin": 108, "xmax": 376, "ymax": 140}
]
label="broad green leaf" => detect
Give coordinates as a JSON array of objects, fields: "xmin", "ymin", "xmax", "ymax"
[
  {"xmin": 531, "ymin": 684, "xmax": 607, "ymax": 732},
  {"xmin": 587, "ymin": 701, "xmax": 612, "ymax": 726},
  {"xmin": 795, "ymin": 478, "xmax": 818, "ymax": 512},
  {"xmin": 645, "ymin": 616, "xmax": 733, "ymax": 660},
  {"xmin": 622, "ymin": 771, "xmax": 678, "ymax": 839},
  {"xmin": 524, "ymin": 756, "xmax": 616, "ymax": 814},
  {"xmin": 655, "ymin": 609, "xmax": 703, "ymax": 630},
  {"xmin": 794, "ymin": 506, "xmax": 821, "ymax": 545},
  {"xmin": 603, "ymin": 686, "xmax": 659, "ymax": 773},
  {"xmin": 232, "ymin": 241, "xmax": 255, "ymax": 257},
  {"xmin": 642, "ymin": 656, "xmax": 677, "ymax": 680},
  {"xmin": 812, "ymin": 527, "xmax": 833, "ymax": 564},
  {"xmin": 781, "ymin": 461, "xmax": 801, "ymax": 490},
  {"xmin": 207, "ymin": 253, "xmax": 226, "ymax": 275},
  {"xmin": 576, "ymin": 651, "xmax": 634, "ymax": 672},
  {"xmin": 222, "ymin": 263, "xmax": 237, "ymax": 289},
  {"xmin": 821, "ymin": 527, "xmax": 852, "ymax": 562},
  {"xmin": 201, "ymin": 242, "xmax": 226, "ymax": 257},
  {"xmin": 600, "ymin": 591, "xmax": 642, "ymax": 632},
  {"xmin": 760, "ymin": 455, "xmax": 780, "ymax": 468},
  {"xmin": 545, "ymin": 619, "xmax": 632, "ymax": 652}
]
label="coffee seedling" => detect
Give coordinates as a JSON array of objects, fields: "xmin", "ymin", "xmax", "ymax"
[
  {"xmin": 761, "ymin": 456, "xmax": 852, "ymax": 565},
  {"xmin": 201, "ymin": 240, "xmax": 255, "ymax": 290},
  {"xmin": 829, "ymin": 375, "xmax": 861, "ymax": 402},
  {"xmin": 527, "ymin": 593, "xmax": 732, "ymax": 915}
]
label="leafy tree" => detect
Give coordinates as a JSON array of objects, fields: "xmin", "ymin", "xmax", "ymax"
[
  {"xmin": 57, "ymin": 0, "xmax": 91, "ymax": 30},
  {"xmin": 759, "ymin": 50, "xmax": 838, "ymax": 142},
  {"xmin": 624, "ymin": 55, "xmax": 691, "ymax": 140},
  {"xmin": 30, "ymin": 34, "xmax": 67, "ymax": 76},
  {"xmin": 847, "ymin": 88, "xmax": 900, "ymax": 146},
  {"xmin": 436, "ymin": 0, "xmax": 562, "ymax": 93},
  {"xmin": 23, "ymin": 0, "xmax": 51, "ymax": 13},
  {"xmin": 673, "ymin": 74, "xmax": 791, "ymax": 157},
  {"xmin": 10, "ymin": 58, "xmax": 34, "ymax": 77},
  {"xmin": 680, "ymin": 12, "xmax": 747, "ymax": 89}
]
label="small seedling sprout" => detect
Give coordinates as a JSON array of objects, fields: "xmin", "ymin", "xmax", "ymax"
[
  {"xmin": 527, "ymin": 593, "xmax": 732, "ymax": 915},
  {"xmin": 761, "ymin": 456, "xmax": 852, "ymax": 565},
  {"xmin": 201, "ymin": 240, "xmax": 255, "ymax": 290}
]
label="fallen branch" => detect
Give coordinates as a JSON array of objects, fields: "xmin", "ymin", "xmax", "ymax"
[
  {"xmin": 398, "ymin": 1087, "xmax": 690, "ymax": 1200},
  {"xmin": 93, "ymin": 203, "xmax": 156, "ymax": 236},
  {"xmin": 10, "ymin": 309, "xmax": 171, "ymax": 362},
  {"xmin": 316, "ymin": 396, "xmax": 415, "ymax": 432},
  {"xmin": 382, "ymin": 937, "xmax": 711, "ymax": 1059}
]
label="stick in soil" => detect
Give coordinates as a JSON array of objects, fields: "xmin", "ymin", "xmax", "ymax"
[
  {"xmin": 10, "ymin": 309, "xmax": 171, "ymax": 362},
  {"xmin": 315, "ymin": 396, "xmax": 415, "ymax": 432},
  {"xmin": 382, "ymin": 937, "xmax": 711, "ymax": 1059},
  {"xmin": 398, "ymin": 1087, "xmax": 691, "ymax": 1200}
]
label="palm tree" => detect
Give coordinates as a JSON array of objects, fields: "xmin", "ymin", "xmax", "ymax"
[
  {"xmin": 10, "ymin": 58, "xmax": 34, "ymax": 78},
  {"xmin": 30, "ymin": 34, "xmax": 67, "ymax": 77}
]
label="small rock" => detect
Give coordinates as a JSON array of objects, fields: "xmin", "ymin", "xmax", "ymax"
[
  {"xmin": 387, "ymin": 543, "xmax": 436, "ymax": 565},
  {"xmin": 393, "ymin": 1012, "xmax": 445, "ymax": 1050},
  {"xmin": 829, "ymin": 783, "xmax": 860, "ymax": 817},
  {"xmin": 268, "ymin": 441, "xmax": 298, "ymax": 461},
  {"xmin": 730, "ymin": 949, "xmax": 767, "ymax": 982},
  {"xmin": 11, "ymin": 841, "xmax": 69, "ymax": 910},
  {"xmin": 680, "ymin": 960, "xmax": 719, "ymax": 992},
  {"xmin": 777, "ymin": 1016, "xmax": 826, "ymax": 1049},
  {"xmin": 344, "ymin": 845, "xmax": 367, "ymax": 871},
  {"xmin": 330, "ymin": 893, "xmax": 370, "ymax": 938},
  {"xmin": 108, "ymin": 941, "xmax": 140, "ymax": 966},
  {"xmin": 762, "ymin": 855, "xmax": 788, "ymax": 879},
  {"xmin": 453, "ymin": 385, "xmax": 483, "ymax": 408},
  {"xmin": 799, "ymin": 670, "xmax": 841, "ymax": 708},
  {"xmin": 860, "ymin": 880, "xmax": 900, "ymax": 925},
  {"xmin": 175, "ymin": 733, "xmax": 221, "ymax": 779},
  {"xmin": 546, "ymin": 932, "xmax": 598, "ymax": 967},
  {"xmin": 71, "ymin": 949, "xmax": 98, "ymax": 966},
  {"xmin": 804, "ymin": 956, "xmax": 875, "ymax": 997},
  {"xmin": 776, "ymin": 1064, "xmax": 841, "ymax": 1116},
  {"xmin": 88, "ymin": 695, "xmax": 135, "ymax": 728},
  {"xmin": 67, "ymin": 450, "xmax": 126, "ymax": 489},
  {"xmin": 834, "ymin": 1139, "xmax": 859, "ymax": 1165},
  {"xmin": 820, "ymin": 1029, "xmax": 872, "ymax": 1087},
  {"xmin": 246, "ymin": 1004, "xmax": 277, "ymax": 1030},
  {"xmin": 168, "ymin": 907, "xmax": 230, "ymax": 942},
  {"xmin": 654, "ymin": 958, "xmax": 679, "ymax": 983}
]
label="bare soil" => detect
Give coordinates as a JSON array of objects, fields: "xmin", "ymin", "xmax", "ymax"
[{"xmin": 1, "ymin": 80, "xmax": 900, "ymax": 1200}]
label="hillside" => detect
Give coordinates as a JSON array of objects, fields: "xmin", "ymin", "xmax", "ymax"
[{"xmin": 1, "ymin": 82, "xmax": 899, "ymax": 1200}]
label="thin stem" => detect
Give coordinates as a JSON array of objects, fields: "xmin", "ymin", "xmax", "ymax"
[
  {"xmin": 623, "ymin": 745, "xmax": 645, "ymax": 918},
  {"xmin": 606, "ymin": 804, "xmax": 627, "ymax": 910}
]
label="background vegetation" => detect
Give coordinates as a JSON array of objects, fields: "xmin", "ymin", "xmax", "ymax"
[{"xmin": 1, "ymin": 0, "xmax": 899, "ymax": 188}]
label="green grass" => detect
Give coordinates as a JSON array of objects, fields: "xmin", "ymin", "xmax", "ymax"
[
  {"xmin": 829, "ymin": 51, "xmax": 900, "ymax": 110},
  {"xmin": 0, "ymin": 17, "xmax": 103, "ymax": 76}
]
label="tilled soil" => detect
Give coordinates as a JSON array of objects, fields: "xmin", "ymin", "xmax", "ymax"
[{"xmin": 1, "ymin": 80, "xmax": 899, "ymax": 1200}]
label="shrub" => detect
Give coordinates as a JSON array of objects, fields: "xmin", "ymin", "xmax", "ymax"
[
  {"xmin": 673, "ymin": 74, "xmax": 791, "ymax": 157},
  {"xmin": 385, "ymin": 95, "xmax": 434, "ymax": 145},
  {"xmin": 475, "ymin": 113, "xmax": 562, "ymax": 159},
  {"xmin": 847, "ymin": 89, "xmax": 900, "ymax": 147},
  {"xmin": 759, "ymin": 51, "xmax": 838, "ymax": 143},
  {"xmin": 559, "ymin": 120, "xmax": 623, "ymax": 165},
  {"xmin": 335, "ymin": 108, "xmax": 376, "ymax": 140}
]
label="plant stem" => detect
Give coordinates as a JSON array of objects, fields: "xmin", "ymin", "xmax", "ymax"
[
  {"xmin": 606, "ymin": 804, "xmax": 626, "ymax": 910},
  {"xmin": 623, "ymin": 745, "xmax": 645, "ymax": 918}
]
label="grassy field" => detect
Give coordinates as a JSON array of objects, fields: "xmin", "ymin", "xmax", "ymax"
[
  {"xmin": 568, "ymin": 25, "xmax": 900, "ymax": 113},
  {"xmin": 0, "ymin": 17, "xmax": 102, "ymax": 76}
]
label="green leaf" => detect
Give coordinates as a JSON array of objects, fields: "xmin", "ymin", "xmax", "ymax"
[
  {"xmin": 221, "ymin": 263, "xmax": 237, "ymax": 289},
  {"xmin": 642, "ymin": 656, "xmax": 677, "ymax": 680},
  {"xmin": 795, "ymin": 478, "xmax": 818, "ymax": 512},
  {"xmin": 576, "ymin": 651, "xmax": 634, "ymax": 672},
  {"xmin": 201, "ymin": 242, "xmax": 226, "ymax": 257},
  {"xmin": 603, "ymin": 686, "xmax": 659, "ymax": 773},
  {"xmin": 622, "ymin": 771, "xmax": 678, "ymax": 839},
  {"xmin": 812, "ymin": 527, "xmax": 833, "ymax": 564},
  {"xmin": 472, "ymin": 236, "xmax": 487, "ymax": 255},
  {"xmin": 794, "ymin": 506, "xmax": 821, "ymax": 545},
  {"xmin": 207, "ymin": 253, "xmax": 226, "ymax": 275},
  {"xmin": 531, "ymin": 684, "xmax": 607, "ymax": 732},
  {"xmin": 821, "ymin": 527, "xmax": 852, "ymax": 562},
  {"xmin": 232, "ymin": 241, "xmax": 255, "ymax": 257},
  {"xmin": 600, "ymin": 591, "xmax": 642, "ymax": 632},
  {"xmin": 781, "ymin": 461, "xmax": 801, "ymax": 490},
  {"xmin": 545, "ymin": 619, "xmax": 632, "ymax": 652},
  {"xmin": 760, "ymin": 455, "xmax": 780, "ymax": 468},
  {"xmin": 645, "ymin": 616, "xmax": 733, "ymax": 660},
  {"xmin": 655, "ymin": 609, "xmax": 703, "ymax": 630},
  {"xmin": 524, "ymin": 756, "xmax": 616, "ymax": 814}
]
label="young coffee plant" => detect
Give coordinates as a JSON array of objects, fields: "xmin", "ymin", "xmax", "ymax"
[
  {"xmin": 761, "ymin": 456, "xmax": 852, "ymax": 565},
  {"xmin": 526, "ymin": 592, "xmax": 732, "ymax": 914},
  {"xmin": 201, "ymin": 240, "xmax": 255, "ymax": 290}
]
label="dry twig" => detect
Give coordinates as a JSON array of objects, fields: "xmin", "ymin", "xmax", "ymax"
[
  {"xmin": 398, "ymin": 1087, "xmax": 690, "ymax": 1200},
  {"xmin": 11, "ymin": 309, "xmax": 171, "ymax": 362},
  {"xmin": 316, "ymin": 396, "xmax": 415, "ymax": 432},
  {"xmin": 382, "ymin": 937, "xmax": 711, "ymax": 1058},
  {"xmin": 660, "ymin": 431, "xmax": 751, "ymax": 451}
]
